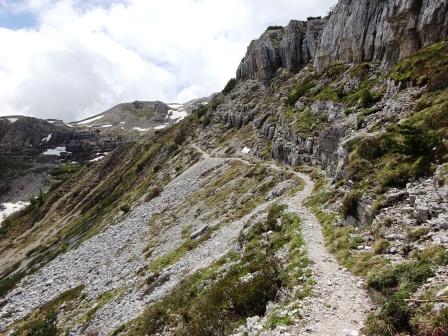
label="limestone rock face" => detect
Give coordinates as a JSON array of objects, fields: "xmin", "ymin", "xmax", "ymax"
[
  {"xmin": 236, "ymin": 19, "xmax": 325, "ymax": 80},
  {"xmin": 314, "ymin": 0, "xmax": 448, "ymax": 72},
  {"xmin": 237, "ymin": 0, "xmax": 448, "ymax": 80}
]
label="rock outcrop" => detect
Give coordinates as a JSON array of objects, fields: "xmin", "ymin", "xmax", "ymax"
[
  {"xmin": 237, "ymin": 0, "xmax": 448, "ymax": 80},
  {"xmin": 236, "ymin": 18, "xmax": 324, "ymax": 80},
  {"xmin": 314, "ymin": 0, "xmax": 448, "ymax": 72}
]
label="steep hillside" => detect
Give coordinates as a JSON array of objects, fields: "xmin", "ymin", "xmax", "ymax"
[{"xmin": 0, "ymin": 0, "xmax": 448, "ymax": 335}]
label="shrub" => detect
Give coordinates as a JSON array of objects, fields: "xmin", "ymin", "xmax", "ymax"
[
  {"xmin": 372, "ymin": 239, "xmax": 390, "ymax": 255},
  {"xmin": 120, "ymin": 204, "xmax": 130, "ymax": 213},
  {"xmin": 407, "ymin": 227, "xmax": 430, "ymax": 242},
  {"xmin": 286, "ymin": 79, "xmax": 315, "ymax": 106},
  {"xmin": 25, "ymin": 312, "xmax": 58, "ymax": 336},
  {"xmin": 267, "ymin": 25, "xmax": 283, "ymax": 30},
  {"xmin": 341, "ymin": 191, "xmax": 361, "ymax": 218},
  {"xmin": 222, "ymin": 78, "xmax": 237, "ymax": 95},
  {"xmin": 266, "ymin": 204, "xmax": 287, "ymax": 232},
  {"xmin": 358, "ymin": 87, "xmax": 377, "ymax": 107},
  {"xmin": 145, "ymin": 186, "xmax": 163, "ymax": 202}
]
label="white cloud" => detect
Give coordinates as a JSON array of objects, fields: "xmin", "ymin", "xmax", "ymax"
[{"xmin": 0, "ymin": 0, "xmax": 335, "ymax": 122}]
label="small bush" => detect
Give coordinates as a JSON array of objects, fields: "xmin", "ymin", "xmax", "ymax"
[
  {"xmin": 145, "ymin": 186, "xmax": 163, "ymax": 202},
  {"xmin": 358, "ymin": 88, "xmax": 378, "ymax": 107},
  {"xmin": 286, "ymin": 79, "xmax": 315, "ymax": 106},
  {"xmin": 341, "ymin": 191, "xmax": 361, "ymax": 218},
  {"xmin": 120, "ymin": 204, "xmax": 130, "ymax": 213},
  {"xmin": 407, "ymin": 227, "xmax": 430, "ymax": 242},
  {"xmin": 222, "ymin": 78, "xmax": 237, "ymax": 95},
  {"xmin": 372, "ymin": 239, "xmax": 390, "ymax": 255}
]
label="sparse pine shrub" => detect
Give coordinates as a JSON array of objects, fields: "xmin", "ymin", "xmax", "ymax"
[
  {"xmin": 222, "ymin": 78, "xmax": 237, "ymax": 95},
  {"xmin": 120, "ymin": 204, "xmax": 130, "ymax": 213},
  {"xmin": 286, "ymin": 79, "xmax": 315, "ymax": 106},
  {"xmin": 145, "ymin": 186, "xmax": 163, "ymax": 202},
  {"xmin": 267, "ymin": 25, "xmax": 283, "ymax": 30},
  {"xmin": 372, "ymin": 238, "xmax": 390, "ymax": 255},
  {"xmin": 407, "ymin": 227, "xmax": 430, "ymax": 242},
  {"xmin": 358, "ymin": 87, "xmax": 376, "ymax": 107},
  {"xmin": 26, "ymin": 312, "xmax": 58, "ymax": 336},
  {"xmin": 266, "ymin": 204, "xmax": 288, "ymax": 232},
  {"xmin": 341, "ymin": 191, "xmax": 361, "ymax": 218}
]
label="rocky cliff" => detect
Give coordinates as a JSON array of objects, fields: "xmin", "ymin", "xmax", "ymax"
[
  {"xmin": 237, "ymin": 0, "xmax": 448, "ymax": 80},
  {"xmin": 236, "ymin": 18, "xmax": 325, "ymax": 80}
]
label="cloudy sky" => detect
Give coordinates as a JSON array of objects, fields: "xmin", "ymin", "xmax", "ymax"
[{"xmin": 0, "ymin": 0, "xmax": 335, "ymax": 122}]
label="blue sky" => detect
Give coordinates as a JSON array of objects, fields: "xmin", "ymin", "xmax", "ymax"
[
  {"xmin": 0, "ymin": 0, "xmax": 336, "ymax": 122},
  {"xmin": 0, "ymin": 10, "xmax": 36, "ymax": 29}
]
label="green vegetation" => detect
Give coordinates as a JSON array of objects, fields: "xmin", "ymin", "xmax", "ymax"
[
  {"xmin": 306, "ymin": 175, "xmax": 448, "ymax": 336},
  {"xmin": 222, "ymin": 78, "xmax": 237, "ymax": 95},
  {"xmin": 390, "ymin": 41, "xmax": 448, "ymax": 91},
  {"xmin": 0, "ymin": 270, "xmax": 26, "ymax": 298},
  {"xmin": 286, "ymin": 78, "xmax": 315, "ymax": 106},
  {"xmin": 11, "ymin": 285, "xmax": 85, "ymax": 336}
]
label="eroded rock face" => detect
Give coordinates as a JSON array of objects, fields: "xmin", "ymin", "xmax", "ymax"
[
  {"xmin": 236, "ymin": 19, "xmax": 325, "ymax": 80},
  {"xmin": 314, "ymin": 0, "xmax": 448, "ymax": 72},
  {"xmin": 237, "ymin": 0, "xmax": 448, "ymax": 80}
]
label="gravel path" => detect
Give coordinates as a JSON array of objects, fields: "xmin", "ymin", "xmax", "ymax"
[
  {"xmin": 272, "ymin": 172, "xmax": 372, "ymax": 336},
  {"xmin": 196, "ymin": 145, "xmax": 373, "ymax": 335}
]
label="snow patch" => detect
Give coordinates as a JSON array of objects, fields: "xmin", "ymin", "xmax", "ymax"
[
  {"xmin": 119, "ymin": 121, "xmax": 126, "ymax": 125},
  {"xmin": 7, "ymin": 118, "xmax": 18, "ymax": 123},
  {"xmin": 154, "ymin": 124, "xmax": 168, "ymax": 130},
  {"xmin": 47, "ymin": 120, "xmax": 55, "ymax": 124},
  {"xmin": 89, "ymin": 156, "xmax": 105, "ymax": 163},
  {"xmin": 43, "ymin": 146, "xmax": 68, "ymax": 156},
  {"xmin": 77, "ymin": 115, "xmax": 104, "ymax": 125},
  {"xmin": 168, "ymin": 103, "xmax": 183, "ymax": 109},
  {"xmin": 168, "ymin": 109, "xmax": 188, "ymax": 121},
  {"xmin": 0, "ymin": 202, "xmax": 30, "ymax": 226},
  {"xmin": 132, "ymin": 127, "xmax": 151, "ymax": 132},
  {"xmin": 99, "ymin": 124, "xmax": 113, "ymax": 128},
  {"xmin": 41, "ymin": 134, "xmax": 52, "ymax": 142},
  {"xmin": 241, "ymin": 147, "xmax": 251, "ymax": 154}
]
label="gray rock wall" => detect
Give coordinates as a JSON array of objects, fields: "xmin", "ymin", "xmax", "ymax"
[
  {"xmin": 236, "ymin": 19, "xmax": 325, "ymax": 80},
  {"xmin": 314, "ymin": 0, "xmax": 448, "ymax": 72},
  {"xmin": 237, "ymin": 0, "xmax": 448, "ymax": 80}
]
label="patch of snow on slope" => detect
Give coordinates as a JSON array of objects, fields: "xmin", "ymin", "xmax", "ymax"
[
  {"xmin": 154, "ymin": 124, "xmax": 168, "ymax": 130},
  {"xmin": 0, "ymin": 202, "xmax": 30, "ymax": 226},
  {"xmin": 99, "ymin": 124, "xmax": 113, "ymax": 128},
  {"xmin": 241, "ymin": 147, "xmax": 251, "ymax": 154},
  {"xmin": 89, "ymin": 156, "xmax": 105, "ymax": 163},
  {"xmin": 133, "ymin": 127, "xmax": 150, "ymax": 132},
  {"xmin": 7, "ymin": 118, "xmax": 18, "ymax": 123},
  {"xmin": 43, "ymin": 147, "xmax": 68, "ymax": 156},
  {"xmin": 168, "ymin": 109, "xmax": 188, "ymax": 121},
  {"xmin": 77, "ymin": 115, "xmax": 104, "ymax": 125},
  {"xmin": 168, "ymin": 103, "xmax": 182, "ymax": 109},
  {"xmin": 41, "ymin": 134, "xmax": 52, "ymax": 142}
]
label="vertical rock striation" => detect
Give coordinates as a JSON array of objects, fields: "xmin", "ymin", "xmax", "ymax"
[
  {"xmin": 314, "ymin": 0, "xmax": 448, "ymax": 72},
  {"xmin": 236, "ymin": 0, "xmax": 448, "ymax": 80},
  {"xmin": 236, "ymin": 18, "xmax": 325, "ymax": 80}
]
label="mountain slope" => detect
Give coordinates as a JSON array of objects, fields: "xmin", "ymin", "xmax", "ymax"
[{"xmin": 0, "ymin": 0, "xmax": 448, "ymax": 335}]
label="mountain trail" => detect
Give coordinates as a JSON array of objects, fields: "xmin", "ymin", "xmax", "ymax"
[
  {"xmin": 193, "ymin": 144, "xmax": 372, "ymax": 335},
  {"xmin": 0, "ymin": 143, "xmax": 371, "ymax": 335}
]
